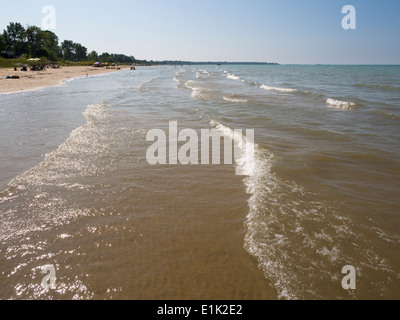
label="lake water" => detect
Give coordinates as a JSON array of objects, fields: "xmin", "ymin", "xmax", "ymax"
[{"xmin": 0, "ymin": 65, "xmax": 399, "ymax": 299}]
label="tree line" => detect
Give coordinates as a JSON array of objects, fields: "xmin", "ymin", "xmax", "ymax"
[{"xmin": 0, "ymin": 22, "xmax": 136, "ymax": 64}]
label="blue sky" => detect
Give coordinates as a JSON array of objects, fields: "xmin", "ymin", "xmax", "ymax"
[{"xmin": 1, "ymin": 0, "xmax": 399, "ymax": 64}]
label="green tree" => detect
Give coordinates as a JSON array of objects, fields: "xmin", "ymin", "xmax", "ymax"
[
  {"xmin": 74, "ymin": 43, "xmax": 87, "ymax": 61},
  {"xmin": 61, "ymin": 40, "xmax": 87, "ymax": 61},
  {"xmin": 3, "ymin": 22, "xmax": 26, "ymax": 57},
  {"xmin": 87, "ymin": 50, "xmax": 99, "ymax": 61},
  {"xmin": 99, "ymin": 52, "xmax": 111, "ymax": 62},
  {"xmin": 97, "ymin": 52, "xmax": 135, "ymax": 64},
  {"xmin": 42, "ymin": 30, "xmax": 60, "ymax": 60},
  {"xmin": 0, "ymin": 33, "xmax": 6, "ymax": 57},
  {"xmin": 1, "ymin": 21, "xmax": 137, "ymax": 63},
  {"xmin": 25, "ymin": 26, "xmax": 44, "ymax": 58},
  {"xmin": 61, "ymin": 40, "xmax": 75, "ymax": 60}
]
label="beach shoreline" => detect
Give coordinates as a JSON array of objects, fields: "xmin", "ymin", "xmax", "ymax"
[{"xmin": 0, "ymin": 66, "xmax": 129, "ymax": 95}]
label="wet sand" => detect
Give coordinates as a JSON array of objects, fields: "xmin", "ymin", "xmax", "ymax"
[{"xmin": 0, "ymin": 66, "xmax": 128, "ymax": 94}]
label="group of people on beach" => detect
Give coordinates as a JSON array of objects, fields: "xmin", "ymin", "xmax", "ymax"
[
  {"xmin": 5, "ymin": 64, "xmax": 61, "ymax": 80},
  {"xmin": 20, "ymin": 64, "xmax": 60, "ymax": 72}
]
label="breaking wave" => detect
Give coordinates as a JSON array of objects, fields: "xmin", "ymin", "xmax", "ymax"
[
  {"xmin": 227, "ymin": 74, "xmax": 241, "ymax": 81},
  {"xmin": 223, "ymin": 96, "xmax": 248, "ymax": 103},
  {"xmin": 326, "ymin": 98, "xmax": 357, "ymax": 111},
  {"xmin": 260, "ymin": 84, "xmax": 298, "ymax": 93}
]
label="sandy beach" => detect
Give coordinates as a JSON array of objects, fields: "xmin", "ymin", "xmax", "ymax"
[{"xmin": 0, "ymin": 66, "xmax": 128, "ymax": 94}]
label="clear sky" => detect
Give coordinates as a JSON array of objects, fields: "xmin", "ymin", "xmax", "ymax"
[{"xmin": 1, "ymin": 0, "xmax": 399, "ymax": 64}]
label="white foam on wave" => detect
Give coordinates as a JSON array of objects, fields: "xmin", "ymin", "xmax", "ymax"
[
  {"xmin": 239, "ymin": 147, "xmax": 397, "ymax": 300},
  {"xmin": 210, "ymin": 120, "xmax": 255, "ymax": 177},
  {"xmin": 260, "ymin": 84, "xmax": 297, "ymax": 93},
  {"xmin": 184, "ymin": 80, "xmax": 197, "ymax": 90},
  {"xmin": 242, "ymin": 164, "xmax": 346, "ymax": 299},
  {"xmin": 326, "ymin": 98, "xmax": 357, "ymax": 110},
  {"xmin": 1, "ymin": 101, "xmax": 120, "ymax": 255},
  {"xmin": 207, "ymin": 121, "xmax": 376, "ymax": 299},
  {"xmin": 185, "ymin": 80, "xmax": 209, "ymax": 100},
  {"xmin": 223, "ymin": 96, "xmax": 248, "ymax": 103},
  {"xmin": 227, "ymin": 73, "xmax": 240, "ymax": 81},
  {"xmin": 9, "ymin": 102, "xmax": 116, "ymax": 189}
]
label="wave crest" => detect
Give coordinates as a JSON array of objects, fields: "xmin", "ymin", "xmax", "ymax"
[
  {"xmin": 223, "ymin": 95, "xmax": 248, "ymax": 103},
  {"xmin": 326, "ymin": 98, "xmax": 357, "ymax": 111},
  {"xmin": 227, "ymin": 73, "xmax": 240, "ymax": 80},
  {"xmin": 260, "ymin": 84, "xmax": 297, "ymax": 93}
]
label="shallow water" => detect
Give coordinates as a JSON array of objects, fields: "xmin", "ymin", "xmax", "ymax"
[{"xmin": 1, "ymin": 65, "xmax": 399, "ymax": 299}]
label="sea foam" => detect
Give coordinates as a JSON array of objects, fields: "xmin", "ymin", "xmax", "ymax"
[
  {"xmin": 185, "ymin": 80, "xmax": 210, "ymax": 100},
  {"xmin": 260, "ymin": 84, "xmax": 297, "ymax": 93},
  {"xmin": 223, "ymin": 96, "xmax": 248, "ymax": 103},
  {"xmin": 210, "ymin": 120, "xmax": 255, "ymax": 176},
  {"xmin": 326, "ymin": 98, "xmax": 357, "ymax": 110},
  {"xmin": 227, "ymin": 73, "xmax": 240, "ymax": 80}
]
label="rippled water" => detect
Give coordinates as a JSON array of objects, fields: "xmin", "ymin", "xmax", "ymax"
[{"xmin": 1, "ymin": 65, "xmax": 399, "ymax": 299}]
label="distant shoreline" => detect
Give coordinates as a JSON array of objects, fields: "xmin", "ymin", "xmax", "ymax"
[{"xmin": 161, "ymin": 61, "xmax": 279, "ymax": 66}]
